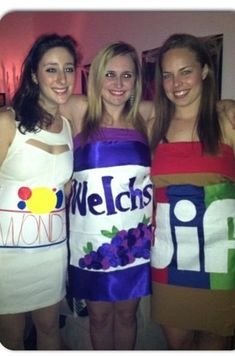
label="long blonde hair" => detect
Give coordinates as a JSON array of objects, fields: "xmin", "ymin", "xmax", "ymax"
[{"xmin": 81, "ymin": 41, "xmax": 146, "ymax": 143}]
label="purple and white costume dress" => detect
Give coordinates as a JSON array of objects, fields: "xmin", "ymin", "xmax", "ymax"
[
  {"xmin": 0, "ymin": 117, "xmax": 73, "ymax": 314},
  {"xmin": 68, "ymin": 128, "xmax": 153, "ymax": 301}
]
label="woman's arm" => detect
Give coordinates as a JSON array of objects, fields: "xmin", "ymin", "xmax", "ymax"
[
  {"xmin": 0, "ymin": 109, "xmax": 16, "ymax": 166},
  {"xmin": 217, "ymin": 99, "xmax": 235, "ymax": 128},
  {"xmin": 60, "ymin": 94, "xmax": 88, "ymax": 136},
  {"xmin": 220, "ymin": 110, "xmax": 235, "ymax": 157},
  {"xmin": 139, "ymin": 100, "xmax": 155, "ymax": 141}
]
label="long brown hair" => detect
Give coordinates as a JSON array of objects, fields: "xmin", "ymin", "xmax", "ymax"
[
  {"xmin": 12, "ymin": 33, "xmax": 79, "ymax": 133},
  {"xmin": 150, "ymin": 33, "xmax": 221, "ymax": 154}
]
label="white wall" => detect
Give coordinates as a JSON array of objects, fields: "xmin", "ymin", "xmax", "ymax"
[{"xmin": 0, "ymin": 11, "xmax": 234, "ymax": 99}]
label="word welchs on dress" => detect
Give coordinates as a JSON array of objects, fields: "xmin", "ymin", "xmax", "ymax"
[{"xmin": 70, "ymin": 175, "xmax": 153, "ymax": 216}]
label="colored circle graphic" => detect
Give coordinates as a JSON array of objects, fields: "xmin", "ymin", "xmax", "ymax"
[
  {"xmin": 26, "ymin": 187, "xmax": 57, "ymax": 214},
  {"xmin": 18, "ymin": 186, "xmax": 32, "ymax": 200}
]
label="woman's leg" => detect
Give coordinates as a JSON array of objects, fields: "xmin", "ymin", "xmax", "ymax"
[
  {"xmin": 114, "ymin": 298, "xmax": 140, "ymax": 350},
  {"xmin": 162, "ymin": 326, "xmax": 232, "ymax": 350},
  {"xmin": 197, "ymin": 331, "xmax": 231, "ymax": 350},
  {"xmin": 0, "ymin": 313, "xmax": 25, "ymax": 350},
  {"xmin": 161, "ymin": 325, "xmax": 195, "ymax": 350},
  {"xmin": 86, "ymin": 300, "xmax": 114, "ymax": 350},
  {"xmin": 32, "ymin": 302, "xmax": 61, "ymax": 350}
]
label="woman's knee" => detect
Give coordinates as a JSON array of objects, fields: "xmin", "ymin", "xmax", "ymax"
[
  {"xmin": 114, "ymin": 303, "xmax": 138, "ymax": 327},
  {"xmin": 32, "ymin": 305, "xmax": 59, "ymax": 335},
  {"xmin": 116, "ymin": 299, "xmax": 139, "ymax": 319},
  {"xmin": 162, "ymin": 325, "xmax": 195, "ymax": 350},
  {"xmin": 87, "ymin": 302, "xmax": 113, "ymax": 329},
  {"xmin": 90, "ymin": 309, "xmax": 113, "ymax": 328},
  {"xmin": 0, "ymin": 314, "xmax": 25, "ymax": 350}
]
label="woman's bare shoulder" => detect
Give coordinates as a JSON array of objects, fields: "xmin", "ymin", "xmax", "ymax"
[
  {"xmin": 0, "ymin": 108, "xmax": 16, "ymax": 164},
  {"xmin": 69, "ymin": 94, "xmax": 88, "ymax": 106},
  {"xmin": 63, "ymin": 94, "xmax": 87, "ymax": 109},
  {"xmin": 60, "ymin": 94, "xmax": 87, "ymax": 119},
  {"xmin": 0, "ymin": 107, "xmax": 16, "ymax": 128},
  {"xmin": 60, "ymin": 95, "xmax": 88, "ymax": 135}
]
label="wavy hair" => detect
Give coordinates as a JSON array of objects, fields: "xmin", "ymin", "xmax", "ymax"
[
  {"xmin": 12, "ymin": 33, "xmax": 80, "ymax": 133},
  {"xmin": 150, "ymin": 33, "xmax": 220, "ymax": 154}
]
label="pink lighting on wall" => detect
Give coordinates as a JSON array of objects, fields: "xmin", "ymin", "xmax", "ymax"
[{"xmin": 0, "ymin": 60, "xmax": 20, "ymax": 104}]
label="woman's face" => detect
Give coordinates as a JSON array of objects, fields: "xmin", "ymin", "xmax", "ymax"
[
  {"xmin": 161, "ymin": 47, "xmax": 208, "ymax": 111},
  {"xmin": 35, "ymin": 46, "xmax": 76, "ymax": 112},
  {"xmin": 101, "ymin": 54, "xmax": 136, "ymax": 110}
]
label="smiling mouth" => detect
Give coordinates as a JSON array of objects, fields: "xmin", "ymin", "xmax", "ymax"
[
  {"xmin": 174, "ymin": 90, "xmax": 189, "ymax": 98},
  {"xmin": 110, "ymin": 90, "xmax": 125, "ymax": 96},
  {"xmin": 53, "ymin": 88, "xmax": 68, "ymax": 95}
]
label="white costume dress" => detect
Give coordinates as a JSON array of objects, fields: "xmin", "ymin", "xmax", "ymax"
[{"xmin": 0, "ymin": 117, "xmax": 73, "ymax": 314}]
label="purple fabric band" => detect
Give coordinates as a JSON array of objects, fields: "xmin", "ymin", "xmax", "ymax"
[{"xmin": 68, "ymin": 262, "xmax": 151, "ymax": 301}]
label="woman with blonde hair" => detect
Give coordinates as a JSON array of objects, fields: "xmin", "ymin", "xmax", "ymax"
[
  {"xmin": 61, "ymin": 39, "xmax": 235, "ymax": 350},
  {"xmin": 63, "ymin": 41, "xmax": 153, "ymax": 350}
]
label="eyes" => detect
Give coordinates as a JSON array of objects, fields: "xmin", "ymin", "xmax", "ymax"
[
  {"xmin": 45, "ymin": 66, "xmax": 75, "ymax": 74},
  {"xmin": 105, "ymin": 71, "xmax": 134, "ymax": 80},
  {"xmin": 162, "ymin": 69, "xmax": 193, "ymax": 80}
]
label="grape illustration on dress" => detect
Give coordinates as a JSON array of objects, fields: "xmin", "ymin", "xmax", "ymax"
[{"xmin": 79, "ymin": 215, "xmax": 152, "ymax": 270}]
